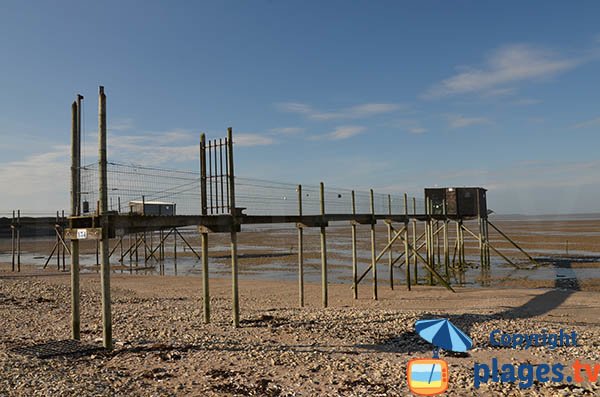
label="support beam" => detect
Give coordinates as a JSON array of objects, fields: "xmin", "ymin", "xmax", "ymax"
[
  {"xmin": 412, "ymin": 197, "xmax": 417, "ymax": 285},
  {"xmin": 297, "ymin": 184, "xmax": 304, "ymax": 307},
  {"xmin": 404, "ymin": 193, "xmax": 411, "ymax": 291},
  {"xmin": 351, "ymin": 191, "xmax": 358, "ymax": 299},
  {"xmin": 227, "ymin": 127, "xmax": 239, "ymax": 327},
  {"xmin": 200, "ymin": 133, "xmax": 210, "ymax": 323},
  {"xmin": 98, "ymin": 86, "xmax": 112, "ymax": 350},
  {"xmin": 320, "ymin": 182, "xmax": 328, "ymax": 308},
  {"xmin": 461, "ymin": 224, "xmax": 520, "ymax": 269},
  {"xmin": 353, "ymin": 225, "xmax": 407, "ymax": 287},
  {"xmin": 487, "ymin": 221, "xmax": 539, "ymax": 267},
  {"xmin": 370, "ymin": 189, "xmax": 377, "ymax": 300},
  {"xmin": 387, "ymin": 195, "xmax": 393, "ymax": 290},
  {"xmin": 70, "ymin": 99, "xmax": 80, "ymax": 340}
]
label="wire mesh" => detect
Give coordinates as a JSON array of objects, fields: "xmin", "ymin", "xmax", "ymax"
[{"xmin": 79, "ymin": 162, "xmax": 424, "ymax": 216}]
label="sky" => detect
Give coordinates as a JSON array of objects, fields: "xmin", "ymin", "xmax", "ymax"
[{"xmin": 1, "ymin": 1, "xmax": 600, "ymax": 215}]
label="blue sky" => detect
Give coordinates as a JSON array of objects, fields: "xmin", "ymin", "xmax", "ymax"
[{"xmin": 1, "ymin": 1, "xmax": 600, "ymax": 214}]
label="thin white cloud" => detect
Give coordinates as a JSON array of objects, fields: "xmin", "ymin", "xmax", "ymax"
[
  {"xmin": 408, "ymin": 127, "xmax": 427, "ymax": 134},
  {"xmin": 446, "ymin": 115, "xmax": 489, "ymax": 128},
  {"xmin": 423, "ymin": 44, "xmax": 581, "ymax": 98},
  {"xmin": 234, "ymin": 133, "xmax": 275, "ymax": 146},
  {"xmin": 310, "ymin": 125, "xmax": 366, "ymax": 141},
  {"xmin": 276, "ymin": 102, "xmax": 405, "ymax": 120},
  {"xmin": 0, "ymin": 146, "xmax": 69, "ymax": 212},
  {"xmin": 269, "ymin": 127, "xmax": 305, "ymax": 135},
  {"xmin": 390, "ymin": 119, "xmax": 428, "ymax": 134},
  {"xmin": 328, "ymin": 125, "xmax": 365, "ymax": 140},
  {"xmin": 482, "ymin": 87, "xmax": 517, "ymax": 97},
  {"xmin": 571, "ymin": 117, "xmax": 600, "ymax": 129},
  {"xmin": 108, "ymin": 118, "xmax": 135, "ymax": 131}
]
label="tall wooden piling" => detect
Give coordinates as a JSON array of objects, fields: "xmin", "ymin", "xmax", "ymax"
[
  {"xmin": 443, "ymin": 199, "xmax": 449, "ymax": 281},
  {"xmin": 200, "ymin": 133, "xmax": 210, "ymax": 323},
  {"xmin": 297, "ymin": 184, "xmax": 304, "ymax": 307},
  {"xmin": 404, "ymin": 193, "xmax": 411, "ymax": 291},
  {"xmin": 425, "ymin": 198, "xmax": 431, "ymax": 285},
  {"xmin": 62, "ymin": 210, "xmax": 66, "ymax": 271},
  {"xmin": 227, "ymin": 127, "xmax": 240, "ymax": 327},
  {"xmin": 11, "ymin": 210, "xmax": 15, "ymax": 272},
  {"xmin": 412, "ymin": 198, "xmax": 417, "ymax": 285},
  {"xmin": 320, "ymin": 182, "xmax": 328, "ymax": 308},
  {"xmin": 370, "ymin": 189, "xmax": 377, "ymax": 300},
  {"xmin": 17, "ymin": 210, "xmax": 20, "ymax": 272},
  {"xmin": 98, "ymin": 86, "xmax": 112, "ymax": 349},
  {"xmin": 351, "ymin": 191, "xmax": 358, "ymax": 299},
  {"xmin": 70, "ymin": 100, "xmax": 81, "ymax": 339},
  {"xmin": 56, "ymin": 211, "xmax": 60, "ymax": 270},
  {"xmin": 387, "ymin": 195, "xmax": 393, "ymax": 290}
]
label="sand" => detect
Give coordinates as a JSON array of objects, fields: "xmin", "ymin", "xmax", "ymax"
[
  {"xmin": 1, "ymin": 216, "xmax": 599, "ymax": 395},
  {"xmin": 0, "ymin": 269, "xmax": 599, "ymax": 396}
]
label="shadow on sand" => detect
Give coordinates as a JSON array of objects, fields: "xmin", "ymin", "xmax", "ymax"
[{"xmin": 356, "ymin": 256, "xmax": 582, "ymax": 355}]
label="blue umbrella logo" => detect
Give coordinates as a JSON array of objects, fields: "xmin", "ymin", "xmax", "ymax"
[
  {"xmin": 411, "ymin": 318, "xmax": 472, "ymax": 392},
  {"xmin": 416, "ymin": 318, "xmax": 473, "ymax": 356}
]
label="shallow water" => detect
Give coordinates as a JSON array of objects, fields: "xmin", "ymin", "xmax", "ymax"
[{"xmin": 2, "ymin": 227, "xmax": 600, "ymax": 288}]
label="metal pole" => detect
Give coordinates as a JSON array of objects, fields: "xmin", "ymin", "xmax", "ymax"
[
  {"xmin": 297, "ymin": 184, "xmax": 304, "ymax": 307},
  {"xmin": 70, "ymin": 100, "xmax": 81, "ymax": 339},
  {"xmin": 98, "ymin": 86, "xmax": 112, "ymax": 349},
  {"xmin": 370, "ymin": 189, "xmax": 377, "ymax": 300},
  {"xmin": 320, "ymin": 182, "xmax": 328, "ymax": 308},
  {"xmin": 404, "ymin": 193, "xmax": 411, "ymax": 291},
  {"xmin": 227, "ymin": 127, "xmax": 239, "ymax": 327},
  {"xmin": 351, "ymin": 190, "xmax": 358, "ymax": 299},
  {"xmin": 200, "ymin": 133, "xmax": 210, "ymax": 323}
]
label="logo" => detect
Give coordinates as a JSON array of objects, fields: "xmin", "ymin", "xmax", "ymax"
[
  {"xmin": 407, "ymin": 358, "xmax": 449, "ymax": 396},
  {"xmin": 474, "ymin": 329, "xmax": 599, "ymax": 389},
  {"xmin": 408, "ymin": 318, "xmax": 473, "ymax": 396}
]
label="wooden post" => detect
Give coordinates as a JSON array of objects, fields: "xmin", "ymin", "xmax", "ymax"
[
  {"xmin": 351, "ymin": 190, "xmax": 358, "ymax": 299},
  {"xmin": 62, "ymin": 210, "xmax": 66, "ymax": 271},
  {"xmin": 227, "ymin": 127, "xmax": 240, "ymax": 327},
  {"xmin": 98, "ymin": 86, "xmax": 112, "ymax": 349},
  {"xmin": 76, "ymin": 94, "xmax": 83, "ymax": 214},
  {"xmin": 404, "ymin": 193, "xmax": 411, "ymax": 291},
  {"xmin": 17, "ymin": 210, "xmax": 20, "ymax": 272},
  {"xmin": 436, "ymin": 220, "xmax": 441, "ymax": 266},
  {"xmin": 200, "ymin": 133, "xmax": 210, "ymax": 323},
  {"xmin": 443, "ymin": 199, "xmax": 449, "ymax": 281},
  {"xmin": 370, "ymin": 189, "xmax": 377, "ymax": 300},
  {"xmin": 56, "ymin": 211, "xmax": 60, "ymax": 270},
  {"xmin": 426, "ymin": 198, "xmax": 433, "ymax": 285},
  {"xmin": 320, "ymin": 182, "xmax": 328, "ymax": 308},
  {"xmin": 297, "ymin": 184, "xmax": 304, "ymax": 307},
  {"xmin": 11, "ymin": 210, "xmax": 15, "ymax": 272},
  {"xmin": 387, "ymin": 195, "xmax": 393, "ymax": 290},
  {"xmin": 412, "ymin": 197, "xmax": 417, "ymax": 285},
  {"xmin": 70, "ymin": 99, "xmax": 81, "ymax": 340},
  {"xmin": 134, "ymin": 233, "xmax": 139, "ymax": 264},
  {"xmin": 173, "ymin": 227, "xmax": 177, "ymax": 262},
  {"xmin": 459, "ymin": 219, "xmax": 465, "ymax": 283},
  {"xmin": 477, "ymin": 192, "xmax": 484, "ymax": 284}
]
